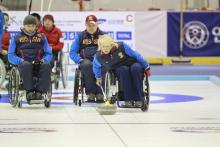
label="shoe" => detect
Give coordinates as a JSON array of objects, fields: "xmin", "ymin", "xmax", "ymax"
[
  {"xmin": 26, "ymin": 91, "xmax": 34, "ymax": 103},
  {"xmin": 35, "ymin": 92, "xmax": 43, "ymax": 100},
  {"xmin": 123, "ymin": 101, "xmax": 133, "ymax": 107},
  {"xmin": 96, "ymin": 93, "xmax": 104, "ymax": 103},
  {"xmin": 87, "ymin": 93, "xmax": 96, "ymax": 102},
  {"xmin": 134, "ymin": 101, "xmax": 143, "ymax": 107}
]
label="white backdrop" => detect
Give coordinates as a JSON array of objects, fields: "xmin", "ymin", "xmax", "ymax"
[{"xmin": 135, "ymin": 11, "xmax": 167, "ymax": 57}]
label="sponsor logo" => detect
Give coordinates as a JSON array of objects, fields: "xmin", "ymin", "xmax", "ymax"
[
  {"xmin": 116, "ymin": 32, "xmax": 132, "ymax": 40},
  {"xmin": 105, "ymin": 31, "xmax": 114, "ymax": 39},
  {"xmin": 68, "ymin": 32, "xmax": 75, "ymax": 40},
  {"xmin": 97, "ymin": 19, "xmax": 107, "ymax": 24},
  {"xmin": 9, "ymin": 31, "xmax": 20, "ymax": 38},
  {"xmin": 108, "ymin": 19, "xmax": 124, "ymax": 25},
  {"xmin": 212, "ymin": 26, "xmax": 220, "ymax": 43},
  {"xmin": 62, "ymin": 32, "xmax": 68, "ymax": 40},
  {"xmin": 183, "ymin": 21, "xmax": 209, "ymax": 49},
  {"xmin": 126, "ymin": 14, "xmax": 133, "ymax": 22}
]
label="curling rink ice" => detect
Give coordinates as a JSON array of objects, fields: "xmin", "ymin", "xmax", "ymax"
[{"xmin": 0, "ymin": 78, "xmax": 220, "ymax": 147}]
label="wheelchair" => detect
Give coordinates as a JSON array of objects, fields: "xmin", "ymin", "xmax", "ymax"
[
  {"xmin": 0, "ymin": 58, "xmax": 6, "ymax": 99},
  {"xmin": 7, "ymin": 61, "xmax": 52, "ymax": 108},
  {"xmin": 103, "ymin": 71, "xmax": 150, "ymax": 112},
  {"xmin": 51, "ymin": 51, "xmax": 67, "ymax": 89},
  {"xmin": 73, "ymin": 67, "xmax": 85, "ymax": 106},
  {"xmin": 0, "ymin": 58, "xmax": 6, "ymax": 88}
]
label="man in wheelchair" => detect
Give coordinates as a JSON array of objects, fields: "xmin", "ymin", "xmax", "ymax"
[
  {"xmin": 70, "ymin": 15, "xmax": 105, "ymax": 102},
  {"xmin": 7, "ymin": 15, "xmax": 52, "ymax": 102},
  {"xmin": 93, "ymin": 35, "xmax": 151, "ymax": 107}
]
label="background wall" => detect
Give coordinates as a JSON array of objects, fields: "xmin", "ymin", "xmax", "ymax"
[{"xmin": 1, "ymin": 0, "xmax": 219, "ymax": 11}]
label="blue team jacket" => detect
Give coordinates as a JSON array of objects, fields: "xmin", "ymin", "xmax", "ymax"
[
  {"xmin": 93, "ymin": 42, "xmax": 150, "ymax": 79},
  {"xmin": 69, "ymin": 29, "xmax": 105, "ymax": 63},
  {"xmin": 8, "ymin": 29, "xmax": 52, "ymax": 65}
]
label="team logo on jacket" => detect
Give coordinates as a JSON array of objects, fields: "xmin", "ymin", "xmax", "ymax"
[
  {"xmin": 118, "ymin": 52, "xmax": 124, "ymax": 58},
  {"xmin": 19, "ymin": 37, "xmax": 29, "ymax": 43},
  {"xmin": 183, "ymin": 21, "xmax": 209, "ymax": 49}
]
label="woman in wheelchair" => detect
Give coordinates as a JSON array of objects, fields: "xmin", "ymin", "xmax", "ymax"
[
  {"xmin": 39, "ymin": 14, "xmax": 65, "ymax": 89},
  {"xmin": 7, "ymin": 15, "xmax": 52, "ymax": 103},
  {"xmin": 93, "ymin": 34, "xmax": 151, "ymax": 107}
]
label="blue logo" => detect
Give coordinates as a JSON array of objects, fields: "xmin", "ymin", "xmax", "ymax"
[
  {"xmin": 98, "ymin": 19, "xmax": 107, "ymax": 24},
  {"xmin": 68, "ymin": 32, "xmax": 75, "ymax": 40},
  {"xmin": 106, "ymin": 31, "xmax": 114, "ymax": 39},
  {"xmin": 116, "ymin": 32, "xmax": 132, "ymax": 40},
  {"xmin": 9, "ymin": 31, "xmax": 20, "ymax": 38},
  {"xmin": 108, "ymin": 19, "xmax": 124, "ymax": 25},
  {"xmin": 62, "ymin": 32, "xmax": 68, "ymax": 40}
]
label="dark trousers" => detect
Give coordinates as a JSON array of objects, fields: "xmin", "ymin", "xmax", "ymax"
[
  {"xmin": 115, "ymin": 62, "xmax": 144, "ymax": 101},
  {"xmin": 79, "ymin": 59, "xmax": 101, "ymax": 95},
  {"xmin": 18, "ymin": 61, "xmax": 51, "ymax": 93}
]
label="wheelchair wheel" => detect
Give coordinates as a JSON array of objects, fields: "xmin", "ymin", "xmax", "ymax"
[
  {"xmin": 59, "ymin": 52, "xmax": 67, "ymax": 89},
  {"xmin": 104, "ymin": 72, "xmax": 118, "ymax": 103},
  {"xmin": 73, "ymin": 68, "xmax": 84, "ymax": 106},
  {"xmin": 55, "ymin": 78, "xmax": 59, "ymax": 90},
  {"xmin": 18, "ymin": 100, "xmax": 22, "ymax": 108},
  {"xmin": 78, "ymin": 99, "xmax": 82, "ymax": 106},
  {"xmin": 45, "ymin": 82, "xmax": 52, "ymax": 108},
  {"xmin": 141, "ymin": 76, "xmax": 150, "ymax": 112},
  {"xmin": 104, "ymin": 72, "xmax": 111, "ymax": 101},
  {"xmin": 44, "ymin": 99, "xmax": 50, "ymax": 108},
  {"xmin": 0, "ymin": 59, "xmax": 6, "ymax": 87},
  {"xmin": 73, "ymin": 68, "xmax": 80, "ymax": 105},
  {"xmin": 8, "ymin": 67, "xmax": 20, "ymax": 107},
  {"xmin": 54, "ymin": 60, "xmax": 60, "ymax": 90},
  {"xmin": 53, "ymin": 52, "xmax": 67, "ymax": 89}
]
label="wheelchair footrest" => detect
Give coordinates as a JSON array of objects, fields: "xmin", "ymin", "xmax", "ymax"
[
  {"xmin": 117, "ymin": 101, "xmax": 148, "ymax": 108},
  {"xmin": 28, "ymin": 99, "xmax": 45, "ymax": 104}
]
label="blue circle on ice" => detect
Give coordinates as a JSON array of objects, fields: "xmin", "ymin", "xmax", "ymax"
[
  {"xmin": 0, "ymin": 92, "xmax": 203, "ymax": 105},
  {"xmin": 150, "ymin": 93, "xmax": 203, "ymax": 104}
]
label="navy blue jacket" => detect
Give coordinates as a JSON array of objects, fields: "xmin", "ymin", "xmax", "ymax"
[
  {"xmin": 8, "ymin": 29, "xmax": 52, "ymax": 65},
  {"xmin": 69, "ymin": 29, "xmax": 105, "ymax": 63},
  {"xmin": 93, "ymin": 42, "xmax": 150, "ymax": 79}
]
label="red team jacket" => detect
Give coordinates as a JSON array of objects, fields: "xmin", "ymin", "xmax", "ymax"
[
  {"xmin": 38, "ymin": 25, "xmax": 64, "ymax": 52},
  {"xmin": 2, "ymin": 29, "xmax": 10, "ymax": 51}
]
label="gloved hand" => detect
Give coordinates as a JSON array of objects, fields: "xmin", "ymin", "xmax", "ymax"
[
  {"xmin": 96, "ymin": 78, "xmax": 102, "ymax": 86},
  {"xmin": 145, "ymin": 67, "xmax": 151, "ymax": 77},
  {"xmin": 1, "ymin": 50, "xmax": 7, "ymax": 55}
]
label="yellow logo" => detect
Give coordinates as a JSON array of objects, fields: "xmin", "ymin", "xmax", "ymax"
[
  {"xmin": 32, "ymin": 37, "xmax": 41, "ymax": 43},
  {"xmin": 19, "ymin": 37, "xmax": 29, "ymax": 43},
  {"xmin": 118, "ymin": 52, "xmax": 124, "ymax": 58}
]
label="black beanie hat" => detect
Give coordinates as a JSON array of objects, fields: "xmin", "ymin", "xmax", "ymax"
[{"xmin": 23, "ymin": 15, "xmax": 37, "ymax": 25}]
